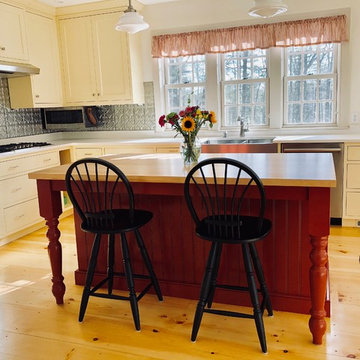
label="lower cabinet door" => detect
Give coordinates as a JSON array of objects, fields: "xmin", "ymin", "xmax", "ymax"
[{"xmin": 4, "ymin": 198, "xmax": 41, "ymax": 234}]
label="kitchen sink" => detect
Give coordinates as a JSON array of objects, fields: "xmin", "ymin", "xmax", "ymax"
[{"xmin": 203, "ymin": 138, "xmax": 274, "ymax": 145}]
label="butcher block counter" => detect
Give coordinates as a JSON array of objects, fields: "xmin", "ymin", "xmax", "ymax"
[{"xmin": 29, "ymin": 152, "xmax": 335, "ymax": 345}]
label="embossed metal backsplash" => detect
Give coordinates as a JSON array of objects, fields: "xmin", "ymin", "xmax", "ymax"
[{"xmin": 0, "ymin": 79, "xmax": 155, "ymax": 139}]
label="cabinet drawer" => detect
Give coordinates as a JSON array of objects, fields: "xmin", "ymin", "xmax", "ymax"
[
  {"xmin": 75, "ymin": 148, "xmax": 103, "ymax": 159},
  {"xmin": 32, "ymin": 151, "xmax": 59, "ymax": 169},
  {"xmin": 0, "ymin": 175, "xmax": 37, "ymax": 207},
  {"xmin": 347, "ymin": 146, "xmax": 360, "ymax": 161},
  {"xmin": 346, "ymin": 164, "xmax": 360, "ymax": 188},
  {"xmin": 4, "ymin": 198, "xmax": 41, "ymax": 234},
  {"xmin": 345, "ymin": 192, "xmax": 360, "ymax": 217},
  {"xmin": 0, "ymin": 157, "xmax": 30, "ymax": 178},
  {"xmin": 104, "ymin": 145, "xmax": 156, "ymax": 154}
]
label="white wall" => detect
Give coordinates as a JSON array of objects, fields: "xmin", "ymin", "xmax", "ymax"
[{"xmin": 140, "ymin": 0, "xmax": 360, "ymax": 129}]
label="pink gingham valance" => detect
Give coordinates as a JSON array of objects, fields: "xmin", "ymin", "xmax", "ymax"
[{"xmin": 152, "ymin": 15, "xmax": 348, "ymax": 58}]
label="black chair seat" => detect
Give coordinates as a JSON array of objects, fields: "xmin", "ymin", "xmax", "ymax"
[
  {"xmin": 196, "ymin": 216, "xmax": 272, "ymax": 244},
  {"xmin": 81, "ymin": 209, "xmax": 153, "ymax": 234}
]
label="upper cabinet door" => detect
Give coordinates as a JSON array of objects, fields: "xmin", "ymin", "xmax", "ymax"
[
  {"xmin": 26, "ymin": 13, "xmax": 62, "ymax": 106},
  {"xmin": 59, "ymin": 16, "xmax": 97, "ymax": 104},
  {"xmin": 92, "ymin": 12, "xmax": 132, "ymax": 102},
  {"xmin": 0, "ymin": 2, "xmax": 28, "ymax": 62}
]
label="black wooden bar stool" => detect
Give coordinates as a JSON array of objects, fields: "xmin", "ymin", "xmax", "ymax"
[
  {"xmin": 184, "ymin": 158, "xmax": 273, "ymax": 353},
  {"xmin": 65, "ymin": 158, "xmax": 163, "ymax": 330}
]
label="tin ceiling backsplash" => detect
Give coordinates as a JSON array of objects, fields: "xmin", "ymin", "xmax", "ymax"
[{"xmin": 0, "ymin": 79, "xmax": 155, "ymax": 139}]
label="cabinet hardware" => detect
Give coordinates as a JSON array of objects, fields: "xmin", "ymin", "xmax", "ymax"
[
  {"xmin": 92, "ymin": 93, "xmax": 96, "ymax": 96},
  {"xmin": 9, "ymin": 165, "xmax": 19, "ymax": 170},
  {"xmin": 15, "ymin": 214, "xmax": 25, "ymax": 220},
  {"xmin": 0, "ymin": 46, "xmax": 5, "ymax": 50},
  {"xmin": 35, "ymin": 95, "xmax": 40, "ymax": 98},
  {"xmin": 97, "ymin": 93, "xmax": 100, "ymax": 96},
  {"xmin": 11, "ymin": 187, "xmax": 22, "ymax": 193},
  {"xmin": 43, "ymin": 158, "xmax": 51, "ymax": 162}
]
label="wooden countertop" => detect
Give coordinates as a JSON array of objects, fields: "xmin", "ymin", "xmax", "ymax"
[{"xmin": 28, "ymin": 153, "xmax": 336, "ymax": 188}]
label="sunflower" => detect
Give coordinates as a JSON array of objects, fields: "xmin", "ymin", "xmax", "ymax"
[
  {"xmin": 181, "ymin": 116, "xmax": 196, "ymax": 132},
  {"xmin": 209, "ymin": 111, "xmax": 217, "ymax": 124}
]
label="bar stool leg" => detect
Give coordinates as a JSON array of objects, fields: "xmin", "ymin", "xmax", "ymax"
[
  {"xmin": 191, "ymin": 242, "xmax": 219, "ymax": 342},
  {"xmin": 108, "ymin": 234, "xmax": 115, "ymax": 295},
  {"xmin": 249, "ymin": 243, "xmax": 273, "ymax": 316},
  {"xmin": 207, "ymin": 243, "xmax": 223, "ymax": 309},
  {"xmin": 242, "ymin": 243, "xmax": 267, "ymax": 353},
  {"xmin": 79, "ymin": 233, "xmax": 101, "ymax": 322},
  {"xmin": 121, "ymin": 233, "xmax": 140, "ymax": 331},
  {"xmin": 135, "ymin": 229, "xmax": 163, "ymax": 301}
]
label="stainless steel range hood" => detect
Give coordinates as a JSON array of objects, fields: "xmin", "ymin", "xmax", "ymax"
[{"xmin": 0, "ymin": 60, "xmax": 40, "ymax": 78}]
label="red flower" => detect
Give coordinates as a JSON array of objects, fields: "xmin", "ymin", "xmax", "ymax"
[
  {"xmin": 158, "ymin": 115, "xmax": 166, "ymax": 127},
  {"xmin": 179, "ymin": 110, "xmax": 185, "ymax": 117}
]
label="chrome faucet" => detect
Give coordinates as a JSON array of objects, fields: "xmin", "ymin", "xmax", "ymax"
[{"xmin": 237, "ymin": 116, "xmax": 248, "ymax": 137}]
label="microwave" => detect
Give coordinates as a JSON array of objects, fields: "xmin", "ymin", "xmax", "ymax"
[{"xmin": 41, "ymin": 107, "xmax": 99, "ymax": 130}]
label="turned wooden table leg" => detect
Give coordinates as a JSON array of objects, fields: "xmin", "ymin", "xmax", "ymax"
[
  {"xmin": 308, "ymin": 187, "xmax": 330, "ymax": 345},
  {"xmin": 37, "ymin": 180, "xmax": 65, "ymax": 305},
  {"xmin": 309, "ymin": 235, "xmax": 328, "ymax": 344}
]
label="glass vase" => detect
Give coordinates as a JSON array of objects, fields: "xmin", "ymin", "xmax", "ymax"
[{"xmin": 180, "ymin": 137, "xmax": 201, "ymax": 165}]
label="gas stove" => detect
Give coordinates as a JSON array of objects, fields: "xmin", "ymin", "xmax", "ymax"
[{"xmin": 0, "ymin": 142, "xmax": 52, "ymax": 153}]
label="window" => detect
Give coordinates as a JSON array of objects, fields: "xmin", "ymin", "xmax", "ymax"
[
  {"xmin": 164, "ymin": 55, "xmax": 206, "ymax": 114},
  {"xmin": 158, "ymin": 43, "xmax": 340, "ymax": 130},
  {"xmin": 221, "ymin": 49, "xmax": 269, "ymax": 128},
  {"xmin": 284, "ymin": 44, "xmax": 338, "ymax": 126}
]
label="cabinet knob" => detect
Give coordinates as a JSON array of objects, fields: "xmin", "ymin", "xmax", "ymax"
[
  {"xmin": 92, "ymin": 93, "xmax": 96, "ymax": 96},
  {"xmin": 97, "ymin": 93, "xmax": 100, "ymax": 96},
  {"xmin": 0, "ymin": 46, "xmax": 5, "ymax": 51},
  {"xmin": 35, "ymin": 95, "xmax": 40, "ymax": 98}
]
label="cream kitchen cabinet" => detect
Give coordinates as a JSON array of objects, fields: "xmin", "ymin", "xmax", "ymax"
[
  {"xmin": 0, "ymin": 2, "xmax": 28, "ymax": 62},
  {"xmin": 74, "ymin": 147, "xmax": 103, "ymax": 160},
  {"xmin": 59, "ymin": 11, "xmax": 144, "ymax": 106},
  {"xmin": 0, "ymin": 150, "xmax": 60, "ymax": 245},
  {"xmin": 104, "ymin": 145, "xmax": 156, "ymax": 155},
  {"xmin": 8, "ymin": 12, "xmax": 63, "ymax": 108},
  {"xmin": 343, "ymin": 144, "xmax": 360, "ymax": 226}
]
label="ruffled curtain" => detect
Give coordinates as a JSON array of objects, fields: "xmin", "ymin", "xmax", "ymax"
[{"xmin": 152, "ymin": 15, "xmax": 348, "ymax": 58}]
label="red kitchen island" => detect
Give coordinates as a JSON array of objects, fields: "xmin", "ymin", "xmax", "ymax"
[{"xmin": 28, "ymin": 152, "xmax": 335, "ymax": 345}]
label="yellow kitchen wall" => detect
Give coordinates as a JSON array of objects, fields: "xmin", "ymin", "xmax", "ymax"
[{"xmin": 140, "ymin": 0, "xmax": 358, "ymax": 129}]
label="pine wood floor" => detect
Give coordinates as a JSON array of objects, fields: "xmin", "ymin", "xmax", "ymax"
[{"xmin": 0, "ymin": 216, "xmax": 359, "ymax": 359}]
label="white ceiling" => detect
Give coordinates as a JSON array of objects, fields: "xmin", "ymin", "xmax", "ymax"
[{"xmin": 38, "ymin": 0, "xmax": 177, "ymax": 7}]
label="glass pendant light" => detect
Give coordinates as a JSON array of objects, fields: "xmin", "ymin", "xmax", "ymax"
[
  {"xmin": 115, "ymin": 0, "xmax": 149, "ymax": 34},
  {"xmin": 248, "ymin": 0, "xmax": 288, "ymax": 18}
]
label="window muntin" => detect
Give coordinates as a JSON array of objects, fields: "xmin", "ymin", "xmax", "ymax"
[
  {"xmin": 221, "ymin": 50, "xmax": 269, "ymax": 127},
  {"xmin": 284, "ymin": 44, "xmax": 338, "ymax": 126},
  {"xmin": 164, "ymin": 55, "xmax": 206, "ymax": 113}
]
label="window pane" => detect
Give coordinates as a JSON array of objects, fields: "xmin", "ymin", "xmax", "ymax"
[
  {"xmin": 224, "ymin": 84, "xmax": 237, "ymax": 105},
  {"xmin": 253, "ymin": 57, "xmax": 267, "ymax": 79},
  {"xmin": 319, "ymin": 102, "xmax": 333, "ymax": 123},
  {"xmin": 180, "ymin": 87, "xmax": 193, "ymax": 107},
  {"xmin": 319, "ymin": 51, "xmax": 334, "ymax": 74},
  {"xmin": 304, "ymin": 53, "xmax": 318, "ymax": 75},
  {"xmin": 169, "ymin": 65, "xmax": 180, "ymax": 84},
  {"xmin": 254, "ymin": 106, "xmax": 266, "ymax": 125},
  {"xmin": 304, "ymin": 80, "xmax": 317, "ymax": 101},
  {"xmin": 181, "ymin": 63, "xmax": 192, "ymax": 83},
  {"xmin": 288, "ymin": 55, "xmax": 302, "ymax": 76},
  {"xmin": 224, "ymin": 59, "xmax": 238, "ymax": 81},
  {"xmin": 303, "ymin": 103, "xmax": 317, "ymax": 123},
  {"xmin": 194, "ymin": 61, "xmax": 206, "ymax": 82},
  {"xmin": 254, "ymin": 82, "xmax": 266, "ymax": 103},
  {"xmin": 288, "ymin": 80, "xmax": 301, "ymax": 101},
  {"xmin": 288, "ymin": 104, "xmax": 301, "ymax": 123},
  {"xmin": 168, "ymin": 88, "xmax": 180, "ymax": 109},
  {"xmin": 193, "ymin": 86, "xmax": 206, "ymax": 107},
  {"xmin": 239, "ymin": 84, "xmax": 251, "ymax": 104},
  {"xmin": 319, "ymin": 79, "xmax": 333, "ymax": 100},
  {"xmin": 225, "ymin": 106, "xmax": 238, "ymax": 126},
  {"xmin": 240, "ymin": 58, "xmax": 251, "ymax": 79},
  {"xmin": 239, "ymin": 106, "xmax": 252, "ymax": 124}
]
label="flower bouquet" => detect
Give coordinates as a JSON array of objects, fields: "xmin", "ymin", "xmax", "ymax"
[{"xmin": 158, "ymin": 105, "xmax": 216, "ymax": 164}]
